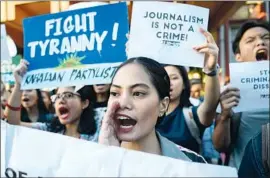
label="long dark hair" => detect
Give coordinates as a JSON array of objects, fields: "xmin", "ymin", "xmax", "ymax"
[
  {"xmin": 47, "ymin": 85, "xmax": 97, "ymax": 135},
  {"xmin": 112, "ymin": 57, "xmax": 170, "ymax": 123},
  {"xmin": 164, "ymin": 65, "xmax": 192, "ymax": 108},
  {"xmin": 42, "ymin": 90, "xmax": 55, "ymax": 113},
  {"xmin": 21, "ymin": 89, "xmax": 51, "ymax": 123}
]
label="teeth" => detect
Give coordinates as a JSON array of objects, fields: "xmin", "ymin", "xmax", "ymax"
[
  {"xmin": 258, "ymin": 49, "xmax": 266, "ymax": 53},
  {"xmin": 118, "ymin": 116, "xmax": 130, "ymax": 120},
  {"xmin": 120, "ymin": 125, "xmax": 133, "ymax": 129}
]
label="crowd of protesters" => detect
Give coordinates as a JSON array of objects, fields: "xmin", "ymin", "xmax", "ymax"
[{"xmin": 0, "ymin": 3, "xmax": 269, "ymax": 177}]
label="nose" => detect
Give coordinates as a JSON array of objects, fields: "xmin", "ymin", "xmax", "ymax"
[
  {"xmin": 57, "ymin": 95, "xmax": 66, "ymax": 104},
  {"xmin": 22, "ymin": 92, "xmax": 27, "ymax": 97},
  {"xmin": 256, "ymin": 37, "xmax": 265, "ymax": 47},
  {"xmin": 118, "ymin": 93, "xmax": 132, "ymax": 110}
]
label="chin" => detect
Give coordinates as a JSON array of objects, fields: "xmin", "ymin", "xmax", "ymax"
[
  {"xmin": 58, "ymin": 118, "xmax": 73, "ymax": 125},
  {"xmin": 22, "ymin": 103, "xmax": 31, "ymax": 108},
  {"xmin": 117, "ymin": 132, "xmax": 140, "ymax": 142}
]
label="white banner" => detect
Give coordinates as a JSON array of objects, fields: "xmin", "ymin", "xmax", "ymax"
[
  {"xmin": 1, "ymin": 121, "xmax": 237, "ymax": 177},
  {"xmin": 128, "ymin": 1, "xmax": 209, "ymax": 67},
  {"xmin": 229, "ymin": 61, "xmax": 269, "ymax": 112}
]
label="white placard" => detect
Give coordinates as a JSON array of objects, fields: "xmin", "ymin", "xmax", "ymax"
[
  {"xmin": 1, "ymin": 24, "xmax": 11, "ymax": 61},
  {"xmin": 230, "ymin": 61, "xmax": 269, "ymax": 112},
  {"xmin": 1, "ymin": 121, "xmax": 238, "ymax": 177},
  {"xmin": 128, "ymin": 1, "xmax": 209, "ymax": 67}
]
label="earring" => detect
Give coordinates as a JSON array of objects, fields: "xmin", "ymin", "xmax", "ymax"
[{"xmin": 159, "ymin": 113, "xmax": 163, "ymax": 117}]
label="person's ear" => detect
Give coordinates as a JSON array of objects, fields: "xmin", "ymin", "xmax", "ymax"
[
  {"xmin": 82, "ymin": 99, "xmax": 89, "ymax": 110},
  {"xmin": 159, "ymin": 97, "xmax": 170, "ymax": 117},
  {"xmin": 235, "ymin": 53, "xmax": 243, "ymax": 62}
]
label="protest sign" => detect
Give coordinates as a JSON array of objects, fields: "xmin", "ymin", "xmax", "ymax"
[
  {"xmin": 22, "ymin": 2, "xmax": 128, "ymax": 90},
  {"xmin": 229, "ymin": 61, "xmax": 269, "ymax": 112},
  {"xmin": 1, "ymin": 121, "xmax": 237, "ymax": 177},
  {"xmin": 128, "ymin": 1, "xmax": 209, "ymax": 67},
  {"xmin": 1, "ymin": 24, "xmax": 11, "ymax": 61}
]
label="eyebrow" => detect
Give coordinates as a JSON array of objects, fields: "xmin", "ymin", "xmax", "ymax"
[
  {"xmin": 245, "ymin": 33, "xmax": 270, "ymax": 39},
  {"xmin": 262, "ymin": 33, "xmax": 270, "ymax": 37},
  {"xmin": 169, "ymin": 74, "xmax": 178, "ymax": 77},
  {"xmin": 112, "ymin": 83, "xmax": 150, "ymax": 89}
]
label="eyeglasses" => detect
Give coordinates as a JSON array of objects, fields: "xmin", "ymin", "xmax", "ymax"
[{"xmin": 51, "ymin": 92, "xmax": 81, "ymax": 103}]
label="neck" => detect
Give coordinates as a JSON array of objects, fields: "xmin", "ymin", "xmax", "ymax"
[
  {"xmin": 26, "ymin": 105, "xmax": 39, "ymax": 122},
  {"xmin": 121, "ymin": 129, "xmax": 162, "ymax": 156},
  {"xmin": 64, "ymin": 119, "xmax": 80, "ymax": 138},
  {"xmin": 96, "ymin": 93, "xmax": 108, "ymax": 103},
  {"xmin": 166, "ymin": 99, "xmax": 180, "ymax": 115}
]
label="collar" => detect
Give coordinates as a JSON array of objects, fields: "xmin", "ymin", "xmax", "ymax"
[{"xmin": 156, "ymin": 132, "xmax": 191, "ymax": 162}]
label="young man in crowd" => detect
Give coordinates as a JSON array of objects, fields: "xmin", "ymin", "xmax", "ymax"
[{"xmin": 212, "ymin": 20, "xmax": 270, "ymax": 169}]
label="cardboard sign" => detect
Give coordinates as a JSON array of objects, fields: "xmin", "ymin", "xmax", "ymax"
[
  {"xmin": 22, "ymin": 2, "xmax": 129, "ymax": 90},
  {"xmin": 1, "ymin": 24, "xmax": 11, "ymax": 61},
  {"xmin": 229, "ymin": 61, "xmax": 269, "ymax": 112},
  {"xmin": 128, "ymin": 1, "xmax": 209, "ymax": 67},
  {"xmin": 1, "ymin": 121, "xmax": 237, "ymax": 177}
]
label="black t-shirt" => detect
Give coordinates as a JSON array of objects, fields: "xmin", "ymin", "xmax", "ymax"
[{"xmin": 156, "ymin": 105, "xmax": 207, "ymax": 153}]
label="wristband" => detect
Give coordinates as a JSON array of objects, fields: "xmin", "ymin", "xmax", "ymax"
[
  {"xmin": 6, "ymin": 103, "xmax": 21, "ymax": 111},
  {"xmin": 203, "ymin": 64, "xmax": 220, "ymax": 76}
]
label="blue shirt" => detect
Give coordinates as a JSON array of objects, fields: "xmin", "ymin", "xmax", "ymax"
[{"xmin": 156, "ymin": 105, "xmax": 207, "ymax": 153}]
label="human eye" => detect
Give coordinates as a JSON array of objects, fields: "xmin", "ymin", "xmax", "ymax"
[
  {"xmin": 263, "ymin": 35, "xmax": 270, "ymax": 40},
  {"xmin": 65, "ymin": 92, "xmax": 74, "ymax": 98},
  {"xmin": 133, "ymin": 91, "xmax": 146, "ymax": 97},
  {"xmin": 246, "ymin": 38, "xmax": 254, "ymax": 43},
  {"xmin": 110, "ymin": 91, "xmax": 119, "ymax": 97}
]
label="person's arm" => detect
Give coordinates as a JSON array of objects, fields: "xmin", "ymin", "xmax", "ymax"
[
  {"xmin": 5, "ymin": 83, "xmax": 22, "ymax": 125},
  {"xmin": 212, "ymin": 87, "xmax": 240, "ymax": 152},
  {"xmin": 5, "ymin": 59, "xmax": 32, "ymax": 127},
  {"xmin": 194, "ymin": 28, "xmax": 220, "ymax": 126},
  {"xmin": 212, "ymin": 113, "xmax": 232, "ymax": 152}
]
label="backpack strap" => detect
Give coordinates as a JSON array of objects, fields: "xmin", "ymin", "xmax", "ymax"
[
  {"xmin": 183, "ymin": 107, "xmax": 201, "ymax": 145},
  {"xmin": 262, "ymin": 123, "xmax": 270, "ymax": 173}
]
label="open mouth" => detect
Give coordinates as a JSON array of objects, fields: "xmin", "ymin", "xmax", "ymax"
[
  {"xmin": 22, "ymin": 98, "xmax": 30, "ymax": 102},
  {"xmin": 58, "ymin": 106, "xmax": 70, "ymax": 120},
  {"xmin": 256, "ymin": 49, "xmax": 268, "ymax": 61},
  {"xmin": 116, "ymin": 115, "xmax": 137, "ymax": 133}
]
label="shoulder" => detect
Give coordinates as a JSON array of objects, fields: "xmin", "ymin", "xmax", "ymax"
[
  {"xmin": 178, "ymin": 145, "xmax": 207, "ymax": 163},
  {"xmin": 80, "ymin": 132, "xmax": 99, "ymax": 142},
  {"xmin": 94, "ymin": 107, "xmax": 107, "ymax": 118},
  {"xmin": 157, "ymin": 132, "xmax": 191, "ymax": 162},
  {"xmin": 31, "ymin": 122, "xmax": 49, "ymax": 131}
]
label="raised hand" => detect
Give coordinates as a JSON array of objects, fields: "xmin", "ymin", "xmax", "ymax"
[
  {"xmin": 220, "ymin": 86, "xmax": 240, "ymax": 118},
  {"xmin": 13, "ymin": 59, "xmax": 29, "ymax": 85},
  {"xmin": 98, "ymin": 101, "xmax": 121, "ymax": 147},
  {"xmin": 193, "ymin": 28, "xmax": 219, "ymax": 71}
]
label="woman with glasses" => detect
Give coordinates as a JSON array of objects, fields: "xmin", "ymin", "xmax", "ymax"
[{"xmin": 5, "ymin": 60, "xmax": 98, "ymax": 141}]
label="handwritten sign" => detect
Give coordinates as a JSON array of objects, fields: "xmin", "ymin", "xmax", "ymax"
[
  {"xmin": 22, "ymin": 2, "xmax": 128, "ymax": 90},
  {"xmin": 1, "ymin": 121, "xmax": 237, "ymax": 177},
  {"xmin": 230, "ymin": 61, "xmax": 269, "ymax": 112},
  {"xmin": 128, "ymin": 1, "xmax": 209, "ymax": 67},
  {"xmin": 1, "ymin": 24, "xmax": 11, "ymax": 61}
]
